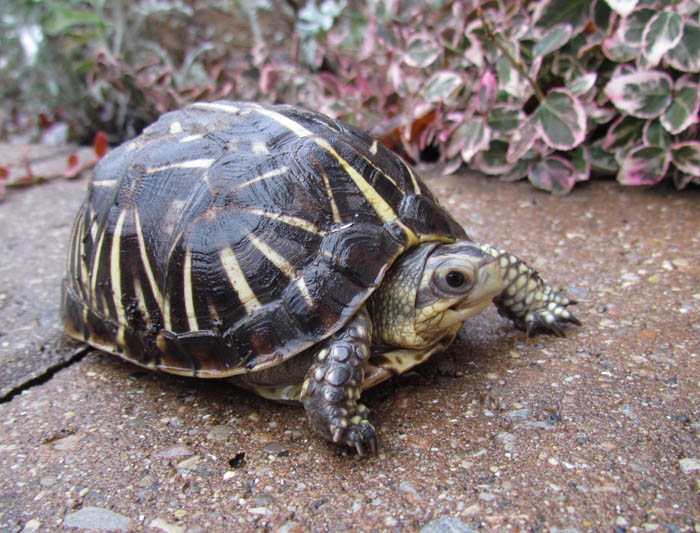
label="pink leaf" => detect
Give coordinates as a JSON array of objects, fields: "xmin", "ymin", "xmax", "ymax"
[
  {"xmin": 528, "ymin": 156, "xmax": 577, "ymax": 195},
  {"xmin": 477, "ymin": 71, "xmax": 497, "ymax": 114}
]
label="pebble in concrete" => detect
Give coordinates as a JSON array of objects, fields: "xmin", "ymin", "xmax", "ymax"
[{"xmin": 63, "ymin": 506, "xmax": 131, "ymax": 531}]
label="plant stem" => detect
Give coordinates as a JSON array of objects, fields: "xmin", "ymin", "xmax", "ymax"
[{"xmin": 478, "ymin": 8, "xmax": 545, "ymax": 102}]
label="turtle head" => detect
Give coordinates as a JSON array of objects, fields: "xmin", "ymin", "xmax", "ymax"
[{"xmin": 369, "ymin": 242, "xmax": 503, "ymax": 350}]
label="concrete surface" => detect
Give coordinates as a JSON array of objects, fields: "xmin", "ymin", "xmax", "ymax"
[{"xmin": 0, "ymin": 167, "xmax": 698, "ymax": 532}]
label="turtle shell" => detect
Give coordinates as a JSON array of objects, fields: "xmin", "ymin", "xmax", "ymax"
[{"xmin": 61, "ymin": 101, "xmax": 467, "ymax": 377}]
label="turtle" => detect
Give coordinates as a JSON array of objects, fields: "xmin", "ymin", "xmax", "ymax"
[{"xmin": 61, "ymin": 100, "xmax": 580, "ymax": 454}]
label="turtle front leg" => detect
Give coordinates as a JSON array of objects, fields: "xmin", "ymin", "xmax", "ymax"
[
  {"xmin": 477, "ymin": 244, "xmax": 581, "ymax": 337},
  {"xmin": 301, "ymin": 307, "xmax": 376, "ymax": 455}
]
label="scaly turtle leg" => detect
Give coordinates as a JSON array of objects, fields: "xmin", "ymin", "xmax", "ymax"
[
  {"xmin": 301, "ymin": 307, "xmax": 376, "ymax": 455},
  {"xmin": 477, "ymin": 244, "xmax": 581, "ymax": 337}
]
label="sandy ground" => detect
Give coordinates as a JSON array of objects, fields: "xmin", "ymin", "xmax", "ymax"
[{"xmin": 0, "ymin": 162, "xmax": 698, "ymax": 532}]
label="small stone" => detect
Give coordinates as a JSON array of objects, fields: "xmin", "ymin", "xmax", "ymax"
[
  {"xmin": 647, "ymin": 274, "xmax": 660, "ymax": 283},
  {"xmin": 169, "ymin": 417, "xmax": 184, "ymax": 427},
  {"xmin": 176, "ymin": 455, "xmax": 201, "ymax": 471},
  {"xmin": 421, "ymin": 516, "xmax": 478, "ymax": 533},
  {"xmin": 616, "ymin": 517, "xmax": 629, "ymax": 527},
  {"xmin": 53, "ymin": 434, "xmax": 80, "ymax": 451},
  {"xmin": 155, "ymin": 444, "xmax": 194, "ymax": 459},
  {"xmin": 248, "ymin": 413, "xmax": 260, "ymax": 422},
  {"xmin": 64, "ymin": 506, "xmax": 132, "ymax": 531},
  {"xmin": 679, "ymin": 457, "xmax": 700, "ymax": 473},
  {"xmin": 398, "ymin": 480, "xmax": 423, "ymax": 502},
  {"xmin": 173, "ymin": 509, "xmax": 187, "ymax": 519},
  {"xmin": 150, "ymin": 517, "xmax": 186, "ymax": 533},
  {"xmin": 671, "ymin": 258, "xmax": 689, "ymax": 268},
  {"xmin": 21, "ymin": 519, "xmax": 41, "ymax": 533},
  {"xmin": 548, "ymin": 457, "xmax": 560, "ymax": 466},
  {"xmin": 207, "ymin": 425, "xmax": 234, "ymax": 441},
  {"xmin": 621, "ymin": 272, "xmax": 640, "ymax": 282},
  {"xmin": 504, "ymin": 408, "xmax": 532, "ymax": 422},
  {"xmin": 262, "ymin": 441, "xmax": 288, "ymax": 456},
  {"xmin": 254, "ymin": 494, "xmax": 276, "ymax": 506},
  {"xmin": 248, "ymin": 507, "xmax": 270, "ymax": 515},
  {"xmin": 496, "ymin": 432, "xmax": 517, "ymax": 453},
  {"xmin": 223, "ymin": 471, "xmax": 236, "ymax": 481}
]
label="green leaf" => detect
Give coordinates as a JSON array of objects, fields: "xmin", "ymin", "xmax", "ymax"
[
  {"xmin": 422, "ymin": 71, "xmax": 463, "ymax": 103},
  {"xmin": 571, "ymin": 146, "xmax": 591, "ymax": 181},
  {"xmin": 603, "ymin": 116, "xmax": 645, "ymax": 151},
  {"xmin": 528, "ymin": 156, "xmax": 577, "ymax": 194},
  {"xmin": 660, "ymin": 81, "xmax": 699, "ymax": 134},
  {"xmin": 472, "ymin": 140, "xmax": 513, "ymax": 175},
  {"xmin": 567, "ymin": 73, "xmax": 597, "ymax": 95},
  {"xmin": 459, "ymin": 118, "xmax": 491, "ymax": 162},
  {"xmin": 602, "ymin": 33, "xmax": 640, "ymax": 62},
  {"xmin": 535, "ymin": 89, "xmax": 586, "ymax": 150},
  {"xmin": 534, "ymin": 0, "xmax": 591, "ymax": 34},
  {"xmin": 506, "ymin": 116, "xmax": 538, "ymax": 163},
  {"xmin": 666, "ymin": 22, "xmax": 700, "ymax": 72},
  {"xmin": 617, "ymin": 145, "xmax": 670, "ymax": 185},
  {"xmin": 604, "ymin": 70, "xmax": 672, "ymax": 118},
  {"xmin": 404, "ymin": 34, "xmax": 441, "ymax": 68},
  {"xmin": 487, "ymin": 107, "xmax": 522, "ymax": 133},
  {"xmin": 671, "ymin": 141, "xmax": 700, "ymax": 177},
  {"xmin": 534, "ymin": 24, "xmax": 573, "ymax": 57},
  {"xmin": 44, "ymin": 5, "xmax": 105, "ymax": 36},
  {"xmin": 642, "ymin": 11, "xmax": 683, "ymax": 66},
  {"xmin": 619, "ymin": 8, "xmax": 656, "ymax": 45},
  {"xmin": 590, "ymin": 140, "xmax": 619, "ymax": 175},
  {"xmin": 643, "ymin": 120, "xmax": 672, "ymax": 147}
]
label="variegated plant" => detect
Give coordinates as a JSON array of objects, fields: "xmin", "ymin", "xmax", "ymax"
[{"xmin": 307, "ymin": 0, "xmax": 700, "ymax": 193}]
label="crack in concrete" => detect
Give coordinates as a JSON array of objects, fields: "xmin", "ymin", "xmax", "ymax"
[{"xmin": 0, "ymin": 346, "xmax": 91, "ymax": 403}]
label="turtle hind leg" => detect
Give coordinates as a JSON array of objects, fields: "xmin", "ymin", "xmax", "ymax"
[
  {"xmin": 301, "ymin": 306, "xmax": 377, "ymax": 455},
  {"xmin": 477, "ymin": 244, "xmax": 581, "ymax": 337}
]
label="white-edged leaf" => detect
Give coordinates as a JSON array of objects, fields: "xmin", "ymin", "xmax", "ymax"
[
  {"xmin": 534, "ymin": 24, "xmax": 573, "ymax": 57},
  {"xmin": 528, "ymin": 156, "xmax": 578, "ymax": 194},
  {"xmin": 585, "ymin": 102, "xmax": 617, "ymax": 124},
  {"xmin": 602, "ymin": 33, "xmax": 640, "ymax": 62},
  {"xmin": 643, "ymin": 120, "xmax": 672, "ymax": 147},
  {"xmin": 404, "ymin": 34, "xmax": 442, "ymax": 68},
  {"xmin": 604, "ymin": 0, "xmax": 638, "ymax": 16},
  {"xmin": 603, "ymin": 115, "xmax": 645, "ymax": 151},
  {"xmin": 422, "ymin": 71, "xmax": 463, "ymax": 103},
  {"xmin": 487, "ymin": 107, "xmax": 522, "ymax": 134},
  {"xmin": 666, "ymin": 22, "xmax": 700, "ymax": 72},
  {"xmin": 590, "ymin": 140, "xmax": 619, "ymax": 175},
  {"xmin": 472, "ymin": 140, "xmax": 514, "ymax": 176},
  {"xmin": 535, "ymin": 89, "xmax": 586, "ymax": 150},
  {"xmin": 460, "ymin": 118, "xmax": 491, "ymax": 163},
  {"xmin": 642, "ymin": 11, "xmax": 683, "ymax": 67},
  {"xmin": 571, "ymin": 145, "xmax": 591, "ymax": 181},
  {"xmin": 604, "ymin": 70, "xmax": 672, "ymax": 118},
  {"xmin": 567, "ymin": 73, "xmax": 597, "ymax": 95},
  {"xmin": 619, "ymin": 8, "xmax": 655, "ymax": 45},
  {"xmin": 617, "ymin": 145, "xmax": 670, "ymax": 185},
  {"xmin": 660, "ymin": 81, "xmax": 699, "ymax": 134},
  {"xmin": 534, "ymin": 0, "xmax": 591, "ymax": 35},
  {"xmin": 507, "ymin": 116, "xmax": 538, "ymax": 163},
  {"xmin": 671, "ymin": 141, "xmax": 700, "ymax": 176}
]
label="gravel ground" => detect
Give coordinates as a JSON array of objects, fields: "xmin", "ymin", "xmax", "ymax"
[{"xmin": 0, "ymin": 166, "xmax": 698, "ymax": 532}]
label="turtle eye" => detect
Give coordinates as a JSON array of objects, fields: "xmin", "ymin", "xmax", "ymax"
[
  {"xmin": 432, "ymin": 266, "xmax": 474, "ymax": 295},
  {"xmin": 445, "ymin": 270, "xmax": 466, "ymax": 288}
]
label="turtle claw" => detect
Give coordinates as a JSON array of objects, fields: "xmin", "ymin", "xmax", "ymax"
[{"xmin": 523, "ymin": 302, "xmax": 580, "ymax": 337}]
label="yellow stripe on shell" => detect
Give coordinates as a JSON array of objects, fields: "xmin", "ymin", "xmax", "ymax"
[
  {"xmin": 246, "ymin": 232, "xmax": 298, "ymax": 280},
  {"xmin": 235, "ymin": 166, "xmax": 289, "ymax": 190},
  {"xmin": 248, "ymin": 104, "xmax": 314, "ymax": 137},
  {"xmin": 147, "ymin": 159, "xmax": 216, "ymax": 173},
  {"xmin": 183, "ymin": 248, "xmax": 199, "ymax": 331},
  {"xmin": 191, "ymin": 102, "xmax": 241, "ymax": 114},
  {"xmin": 110, "ymin": 209, "xmax": 128, "ymax": 345},
  {"xmin": 239, "ymin": 207, "xmax": 326, "ymax": 236},
  {"xmin": 219, "ymin": 246, "xmax": 261, "ymax": 313},
  {"xmin": 133, "ymin": 209, "xmax": 167, "ymax": 329}
]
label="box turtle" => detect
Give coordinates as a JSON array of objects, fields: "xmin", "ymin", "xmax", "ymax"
[{"xmin": 61, "ymin": 101, "xmax": 580, "ymax": 454}]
